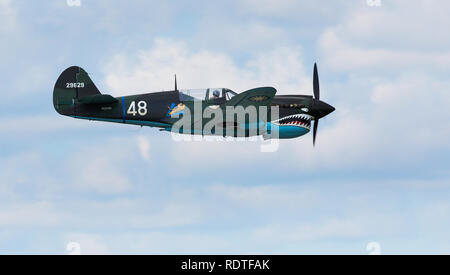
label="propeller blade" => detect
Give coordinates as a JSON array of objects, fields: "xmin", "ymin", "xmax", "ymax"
[
  {"xmin": 313, "ymin": 119, "xmax": 319, "ymax": 146},
  {"xmin": 313, "ymin": 63, "xmax": 320, "ymax": 100}
]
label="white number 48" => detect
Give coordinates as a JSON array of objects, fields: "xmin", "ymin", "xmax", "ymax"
[{"xmin": 127, "ymin": 101, "xmax": 147, "ymax": 116}]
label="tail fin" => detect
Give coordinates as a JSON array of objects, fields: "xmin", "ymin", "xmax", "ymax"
[{"xmin": 53, "ymin": 66, "xmax": 101, "ymax": 115}]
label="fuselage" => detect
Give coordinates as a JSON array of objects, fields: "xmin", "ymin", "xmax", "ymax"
[{"xmin": 58, "ymin": 89, "xmax": 320, "ymax": 139}]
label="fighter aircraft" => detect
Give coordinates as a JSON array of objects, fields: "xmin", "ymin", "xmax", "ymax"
[{"xmin": 53, "ymin": 64, "xmax": 334, "ymax": 144}]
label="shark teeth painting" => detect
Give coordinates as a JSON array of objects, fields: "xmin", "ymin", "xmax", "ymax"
[{"xmin": 273, "ymin": 114, "xmax": 312, "ymax": 130}]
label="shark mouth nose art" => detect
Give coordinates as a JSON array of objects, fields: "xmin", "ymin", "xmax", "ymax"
[{"xmin": 273, "ymin": 114, "xmax": 312, "ymax": 130}]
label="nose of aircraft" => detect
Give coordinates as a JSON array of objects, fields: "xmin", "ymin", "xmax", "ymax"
[{"xmin": 311, "ymin": 99, "xmax": 335, "ymax": 119}]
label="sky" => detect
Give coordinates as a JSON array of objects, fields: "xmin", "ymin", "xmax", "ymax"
[{"xmin": 0, "ymin": 0, "xmax": 450, "ymax": 254}]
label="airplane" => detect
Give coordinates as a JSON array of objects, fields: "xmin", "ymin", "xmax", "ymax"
[{"xmin": 53, "ymin": 64, "xmax": 334, "ymax": 144}]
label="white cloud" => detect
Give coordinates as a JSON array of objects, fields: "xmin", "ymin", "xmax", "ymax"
[
  {"xmin": 240, "ymin": 0, "xmax": 299, "ymax": 16},
  {"xmin": 77, "ymin": 157, "xmax": 131, "ymax": 194},
  {"xmin": 12, "ymin": 65, "xmax": 54, "ymax": 97},
  {"xmin": 97, "ymin": 231, "xmax": 236, "ymax": 254},
  {"xmin": 128, "ymin": 203, "xmax": 204, "ymax": 228},
  {"xmin": 290, "ymin": 72, "xmax": 450, "ymax": 170},
  {"xmin": 190, "ymin": 19, "xmax": 289, "ymax": 53},
  {"xmin": 335, "ymin": 0, "xmax": 450, "ymax": 51},
  {"xmin": 238, "ymin": 0, "xmax": 350, "ymax": 22},
  {"xmin": 43, "ymin": 196, "xmax": 206, "ymax": 231},
  {"xmin": 100, "ymin": 36, "xmax": 450, "ymax": 173},
  {"xmin": 64, "ymin": 233, "xmax": 109, "ymax": 255},
  {"xmin": 166, "ymin": 138, "xmax": 266, "ymax": 175},
  {"xmin": 0, "ymin": 152, "xmax": 64, "ymax": 202},
  {"xmin": 254, "ymin": 218, "xmax": 365, "ymax": 242},
  {"xmin": 209, "ymin": 184, "xmax": 320, "ymax": 209},
  {"xmin": 0, "ymin": 115, "xmax": 89, "ymax": 136},
  {"xmin": 319, "ymin": 1, "xmax": 450, "ymax": 73},
  {"xmin": 0, "ymin": 202, "xmax": 61, "ymax": 227},
  {"xmin": 369, "ymin": 74, "xmax": 450, "ymax": 150},
  {"xmin": 319, "ymin": 29, "xmax": 450, "ymax": 73},
  {"xmin": 104, "ymin": 38, "xmax": 311, "ymax": 95},
  {"xmin": 69, "ymin": 140, "xmax": 133, "ymax": 195},
  {"xmin": 0, "ymin": 0, "xmax": 17, "ymax": 32},
  {"xmin": 136, "ymin": 135, "xmax": 151, "ymax": 161},
  {"xmin": 88, "ymin": 1, "xmax": 174, "ymax": 34}
]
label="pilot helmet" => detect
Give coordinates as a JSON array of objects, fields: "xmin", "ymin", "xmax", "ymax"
[{"xmin": 213, "ymin": 90, "xmax": 220, "ymax": 98}]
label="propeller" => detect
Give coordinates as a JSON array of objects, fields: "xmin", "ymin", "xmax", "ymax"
[
  {"xmin": 313, "ymin": 118, "xmax": 319, "ymax": 146},
  {"xmin": 313, "ymin": 63, "xmax": 319, "ymax": 146},
  {"xmin": 313, "ymin": 63, "xmax": 320, "ymax": 100},
  {"xmin": 310, "ymin": 63, "xmax": 335, "ymax": 146}
]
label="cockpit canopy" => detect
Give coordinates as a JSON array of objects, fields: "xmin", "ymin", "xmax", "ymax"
[{"xmin": 179, "ymin": 88, "xmax": 237, "ymax": 102}]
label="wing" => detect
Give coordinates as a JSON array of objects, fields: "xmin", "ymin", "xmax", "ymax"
[{"xmin": 223, "ymin": 87, "xmax": 277, "ymax": 108}]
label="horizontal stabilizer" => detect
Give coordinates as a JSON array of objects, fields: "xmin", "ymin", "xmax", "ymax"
[{"xmin": 78, "ymin": 94, "xmax": 118, "ymax": 105}]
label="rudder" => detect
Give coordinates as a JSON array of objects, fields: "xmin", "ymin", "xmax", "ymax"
[{"xmin": 53, "ymin": 66, "xmax": 101, "ymax": 115}]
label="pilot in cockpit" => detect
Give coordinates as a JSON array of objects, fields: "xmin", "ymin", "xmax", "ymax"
[{"xmin": 212, "ymin": 89, "xmax": 221, "ymax": 99}]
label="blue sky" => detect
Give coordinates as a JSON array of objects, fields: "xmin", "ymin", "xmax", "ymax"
[{"xmin": 1, "ymin": 0, "xmax": 450, "ymax": 254}]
